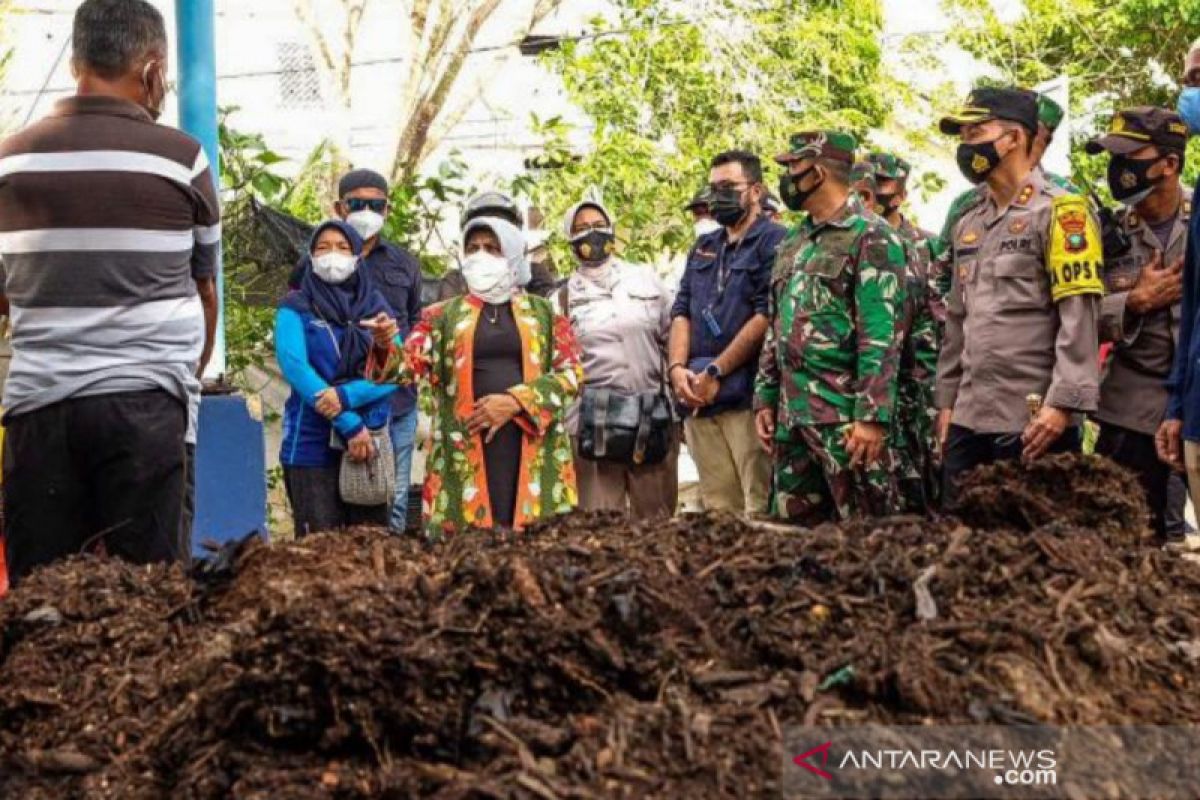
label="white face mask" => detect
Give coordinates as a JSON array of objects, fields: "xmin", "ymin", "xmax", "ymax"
[
  {"xmin": 346, "ymin": 210, "xmax": 385, "ymax": 240},
  {"xmin": 694, "ymin": 218, "xmax": 722, "ymax": 238},
  {"xmin": 461, "ymin": 251, "xmax": 514, "ymax": 304},
  {"xmin": 312, "ymin": 252, "xmax": 358, "ymax": 284}
]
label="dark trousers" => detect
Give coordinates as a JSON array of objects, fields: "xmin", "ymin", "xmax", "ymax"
[
  {"xmin": 178, "ymin": 443, "xmax": 196, "ymax": 564},
  {"xmin": 282, "ymin": 464, "xmax": 388, "ymax": 537},
  {"xmin": 943, "ymin": 424, "xmax": 1081, "ymax": 507},
  {"xmin": 3, "ymin": 390, "xmax": 187, "ymax": 586},
  {"xmin": 1095, "ymin": 423, "xmax": 1172, "ymax": 539}
]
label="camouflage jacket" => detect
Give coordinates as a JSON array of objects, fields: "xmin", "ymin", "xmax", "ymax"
[
  {"xmin": 895, "ymin": 216, "xmax": 941, "ymax": 398},
  {"xmin": 754, "ymin": 194, "xmax": 907, "ymax": 427}
]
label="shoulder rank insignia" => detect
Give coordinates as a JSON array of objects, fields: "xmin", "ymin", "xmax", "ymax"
[{"xmin": 1017, "ymin": 184, "xmax": 1034, "ymax": 205}]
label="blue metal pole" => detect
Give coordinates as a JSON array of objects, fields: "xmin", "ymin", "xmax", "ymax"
[
  {"xmin": 175, "ymin": 0, "xmax": 225, "ymax": 376},
  {"xmin": 175, "ymin": 0, "xmax": 266, "ymax": 548}
]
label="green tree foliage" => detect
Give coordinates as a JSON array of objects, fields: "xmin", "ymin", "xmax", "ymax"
[
  {"xmin": 946, "ymin": 0, "xmax": 1200, "ymax": 191},
  {"xmin": 522, "ymin": 0, "xmax": 888, "ymax": 264}
]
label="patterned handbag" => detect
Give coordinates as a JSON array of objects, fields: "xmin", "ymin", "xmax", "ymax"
[{"xmin": 338, "ymin": 427, "xmax": 395, "ymax": 507}]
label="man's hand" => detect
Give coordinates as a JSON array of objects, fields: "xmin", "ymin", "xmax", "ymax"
[
  {"xmin": 1021, "ymin": 406, "xmax": 1069, "ymax": 461},
  {"xmin": 347, "ymin": 428, "xmax": 376, "ymax": 462},
  {"xmin": 936, "ymin": 409, "xmax": 953, "ymax": 457},
  {"xmin": 314, "ymin": 387, "xmax": 343, "ymax": 419},
  {"xmin": 845, "ymin": 421, "xmax": 886, "ymax": 468},
  {"xmin": 754, "ymin": 408, "xmax": 776, "ymax": 454},
  {"xmin": 1156, "ymin": 419, "xmax": 1185, "ymax": 472},
  {"xmin": 670, "ymin": 367, "xmax": 704, "ymax": 409},
  {"xmin": 467, "ymin": 394, "xmax": 522, "ymax": 442},
  {"xmin": 360, "ymin": 313, "xmax": 399, "ymax": 348},
  {"xmin": 1127, "ymin": 251, "xmax": 1183, "ymax": 314},
  {"xmin": 691, "ymin": 370, "xmax": 720, "ymax": 406}
]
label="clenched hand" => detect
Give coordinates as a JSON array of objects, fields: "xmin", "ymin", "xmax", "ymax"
[{"xmin": 845, "ymin": 421, "xmax": 885, "ymax": 469}]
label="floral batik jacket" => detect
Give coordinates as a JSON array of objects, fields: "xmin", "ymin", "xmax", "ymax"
[{"xmin": 367, "ymin": 292, "xmax": 582, "ymax": 533}]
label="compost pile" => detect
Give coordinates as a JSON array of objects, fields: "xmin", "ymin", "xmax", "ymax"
[{"xmin": 1, "ymin": 455, "xmax": 1198, "ymax": 799}]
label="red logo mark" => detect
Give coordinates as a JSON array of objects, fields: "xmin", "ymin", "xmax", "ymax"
[{"xmin": 793, "ymin": 741, "xmax": 834, "ymax": 780}]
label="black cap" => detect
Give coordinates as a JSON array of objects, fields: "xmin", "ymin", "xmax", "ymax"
[
  {"xmin": 685, "ymin": 186, "xmax": 712, "ymax": 211},
  {"xmin": 1085, "ymin": 106, "xmax": 1191, "ymax": 156},
  {"xmin": 939, "ymin": 87, "xmax": 1039, "ymax": 136},
  {"xmin": 463, "ymin": 191, "xmax": 522, "ymax": 228},
  {"xmin": 338, "ymin": 168, "xmax": 389, "ymax": 198}
]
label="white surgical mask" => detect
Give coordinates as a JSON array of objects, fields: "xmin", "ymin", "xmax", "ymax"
[
  {"xmin": 693, "ymin": 218, "xmax": 722, "ymax": 238},
  {"xmin": 312, "ymin": 252, "xmax": 358, "ymax": 284},
  {"xmin": 346, "ymin": 210, "xmax": 385, "ymax": 240},
  {"xmin": 461, "ymin": 251, "xmax": 514, "ymax": 304}
]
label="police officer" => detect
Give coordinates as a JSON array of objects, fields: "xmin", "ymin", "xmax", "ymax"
[
  {"xmin": 754, "ymin": 132, "xmax": 907, "ymax": 522},
  {"xmin": 1086, "ymin": 107, "xmax": 1190, "ymax": 541},
  {"xmin": 865, "ymin": 152, "xmax": 942, "ymax": 512},
  {"xmin": 935, "ymin": 88, "xmax": 1104, "ymax": 501},
  {"xmin": 932, "ymin": 93, "xmax": 1074, "ymax": 295}
]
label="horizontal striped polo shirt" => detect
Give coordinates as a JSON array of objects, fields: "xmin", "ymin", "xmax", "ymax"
[{"xmin": 0, "ymin": 95, "xmax": 220, "ymax": 428}]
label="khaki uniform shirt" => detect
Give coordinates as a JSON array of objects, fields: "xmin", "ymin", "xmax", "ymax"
[
  {"xmin": 559, "ymin": 260, "xmax": 673, "ymax": 433},
  {"xmin": 935, "ymin": 169, "xmax": 1104, "ymax": 434},
  {"xmin": 1096, "ymin": 188, "xmax": 1192, "ymax": 435}
]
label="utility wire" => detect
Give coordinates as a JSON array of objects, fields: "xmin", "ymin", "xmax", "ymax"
[{"xmin": 19, "ymin": 32, "xmax": 68, "ymax": 124}]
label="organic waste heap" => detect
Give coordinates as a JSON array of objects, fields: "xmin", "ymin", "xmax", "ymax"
[{"xmin": 0, "ymin": 454, "xmax": 1197, "ymax": 799}]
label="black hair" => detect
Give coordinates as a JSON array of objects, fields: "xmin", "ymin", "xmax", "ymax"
[
  {"xmin": 72, "ymin": 0, "xmax": 166, "ymax": 80},
  {"xmin": 710, "ymin": 150, "xmax": 763, "ymax": 184}
]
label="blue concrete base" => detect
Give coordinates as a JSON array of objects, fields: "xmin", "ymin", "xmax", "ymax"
[{"xmin": 193, "ymin": 394, "xmax": 267, "ymax": 556}]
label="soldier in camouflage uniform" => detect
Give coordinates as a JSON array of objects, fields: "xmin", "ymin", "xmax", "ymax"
[
  {"xmin": 753, "ymin": 131, "xmax": 908, "ymax": 523},
  {"xmin": 864, "ymin": 153, "xmax": 942, "ymax": 512}
]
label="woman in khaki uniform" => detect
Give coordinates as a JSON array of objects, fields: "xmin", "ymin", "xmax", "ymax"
[{"xmin": 559, "ymin": 199, "xmax": 679, "ymax": 519}]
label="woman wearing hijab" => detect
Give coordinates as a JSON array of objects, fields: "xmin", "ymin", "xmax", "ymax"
[
  {"xmin": 277, "ymin": 219, "xmax": 397, "ymax": 535},
  {"xmin": 559, "ymin": 199, "xmax": 679, "ymax": 519},
  {"xmin": 364, "ymin": 217, "xmax": 582, "ymax": 533}
]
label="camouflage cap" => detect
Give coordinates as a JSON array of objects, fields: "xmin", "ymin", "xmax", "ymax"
[
  {"xmin": 866, "ymin": 152, "xmax": 911, "ymax": 181},
  {"xmin": 850, "ymin": 161, "xmax": 877, "ymax": 192},
  {"xmin": 775, "ymin": 131, "xmax": 858, "ymax": 165},
  {"xmin": 1036, "ymin": 94, "xmax": 1065, "ymax": 132}
]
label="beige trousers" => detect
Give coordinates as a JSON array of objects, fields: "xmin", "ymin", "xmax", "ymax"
[
  {"xmin": 683, "ymin": 409, "xmax": 772, "ymax": 514},
  {"xmin": 573, "ymin": 430, "xmax": 681, "ymax": 520},
  {"xmin": 1185, "ymin": 442, "xmax": 1200, "ymax": 516}
]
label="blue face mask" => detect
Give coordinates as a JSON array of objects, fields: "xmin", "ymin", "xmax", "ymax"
[{"xmin": 1179, "ymin": 87, "xmax": 1200, "ymax": 134}]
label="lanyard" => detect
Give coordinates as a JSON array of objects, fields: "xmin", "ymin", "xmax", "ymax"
[{"xmin": 711, "ymin": 236, "xmax": 745, "ymax": 309}]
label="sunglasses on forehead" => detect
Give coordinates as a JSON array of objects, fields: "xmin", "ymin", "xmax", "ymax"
[{"xmin": 343, "ymin": 197, "xmax": 388, "ymax": 214}]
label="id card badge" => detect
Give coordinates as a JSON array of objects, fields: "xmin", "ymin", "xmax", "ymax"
[{"xmin": 701, "ymin": 307, "xmax": 723, "ymax": 338}]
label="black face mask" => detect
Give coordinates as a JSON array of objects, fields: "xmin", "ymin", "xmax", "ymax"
[
  {"xmin": 955, "ymin": 138, "xmax": 1007, "ymax": 185},
  {"xmin": 873, "ymin": 192, "xmax": 900, "ymax": 216},
  {"xmin": 710, "ymin": 187, "xmax": 750, "ymax": 228},
  {"xmin": 779, "ymin": 167, "xmax": 822, "ymax": 212},
  {"xmin": 1107, "ymin": 155, "xmax": 1162, "ymax": 206},
  {"xmin": 571, "ymin": 229, "xmax": 615, "ymax": 264}
]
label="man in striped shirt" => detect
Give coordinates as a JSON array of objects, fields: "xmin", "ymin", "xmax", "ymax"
[{"xmin": 0, "ymin": 0, "xmax": 219, "ymax": 584}]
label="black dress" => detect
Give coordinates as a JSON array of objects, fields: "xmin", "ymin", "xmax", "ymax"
[{"xmin": 473, "ymin": 302, "xmax": 524, "ymax": 528}]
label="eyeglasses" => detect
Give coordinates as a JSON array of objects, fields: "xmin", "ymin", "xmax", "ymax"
[{"xmin": 344, "ymin": 198, "xmax": 388, "ymax": 214}]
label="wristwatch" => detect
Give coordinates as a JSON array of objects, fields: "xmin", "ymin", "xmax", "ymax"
[{"xmin": 703, "ymin": 362, "xmax": 723, "ymax": 380}]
